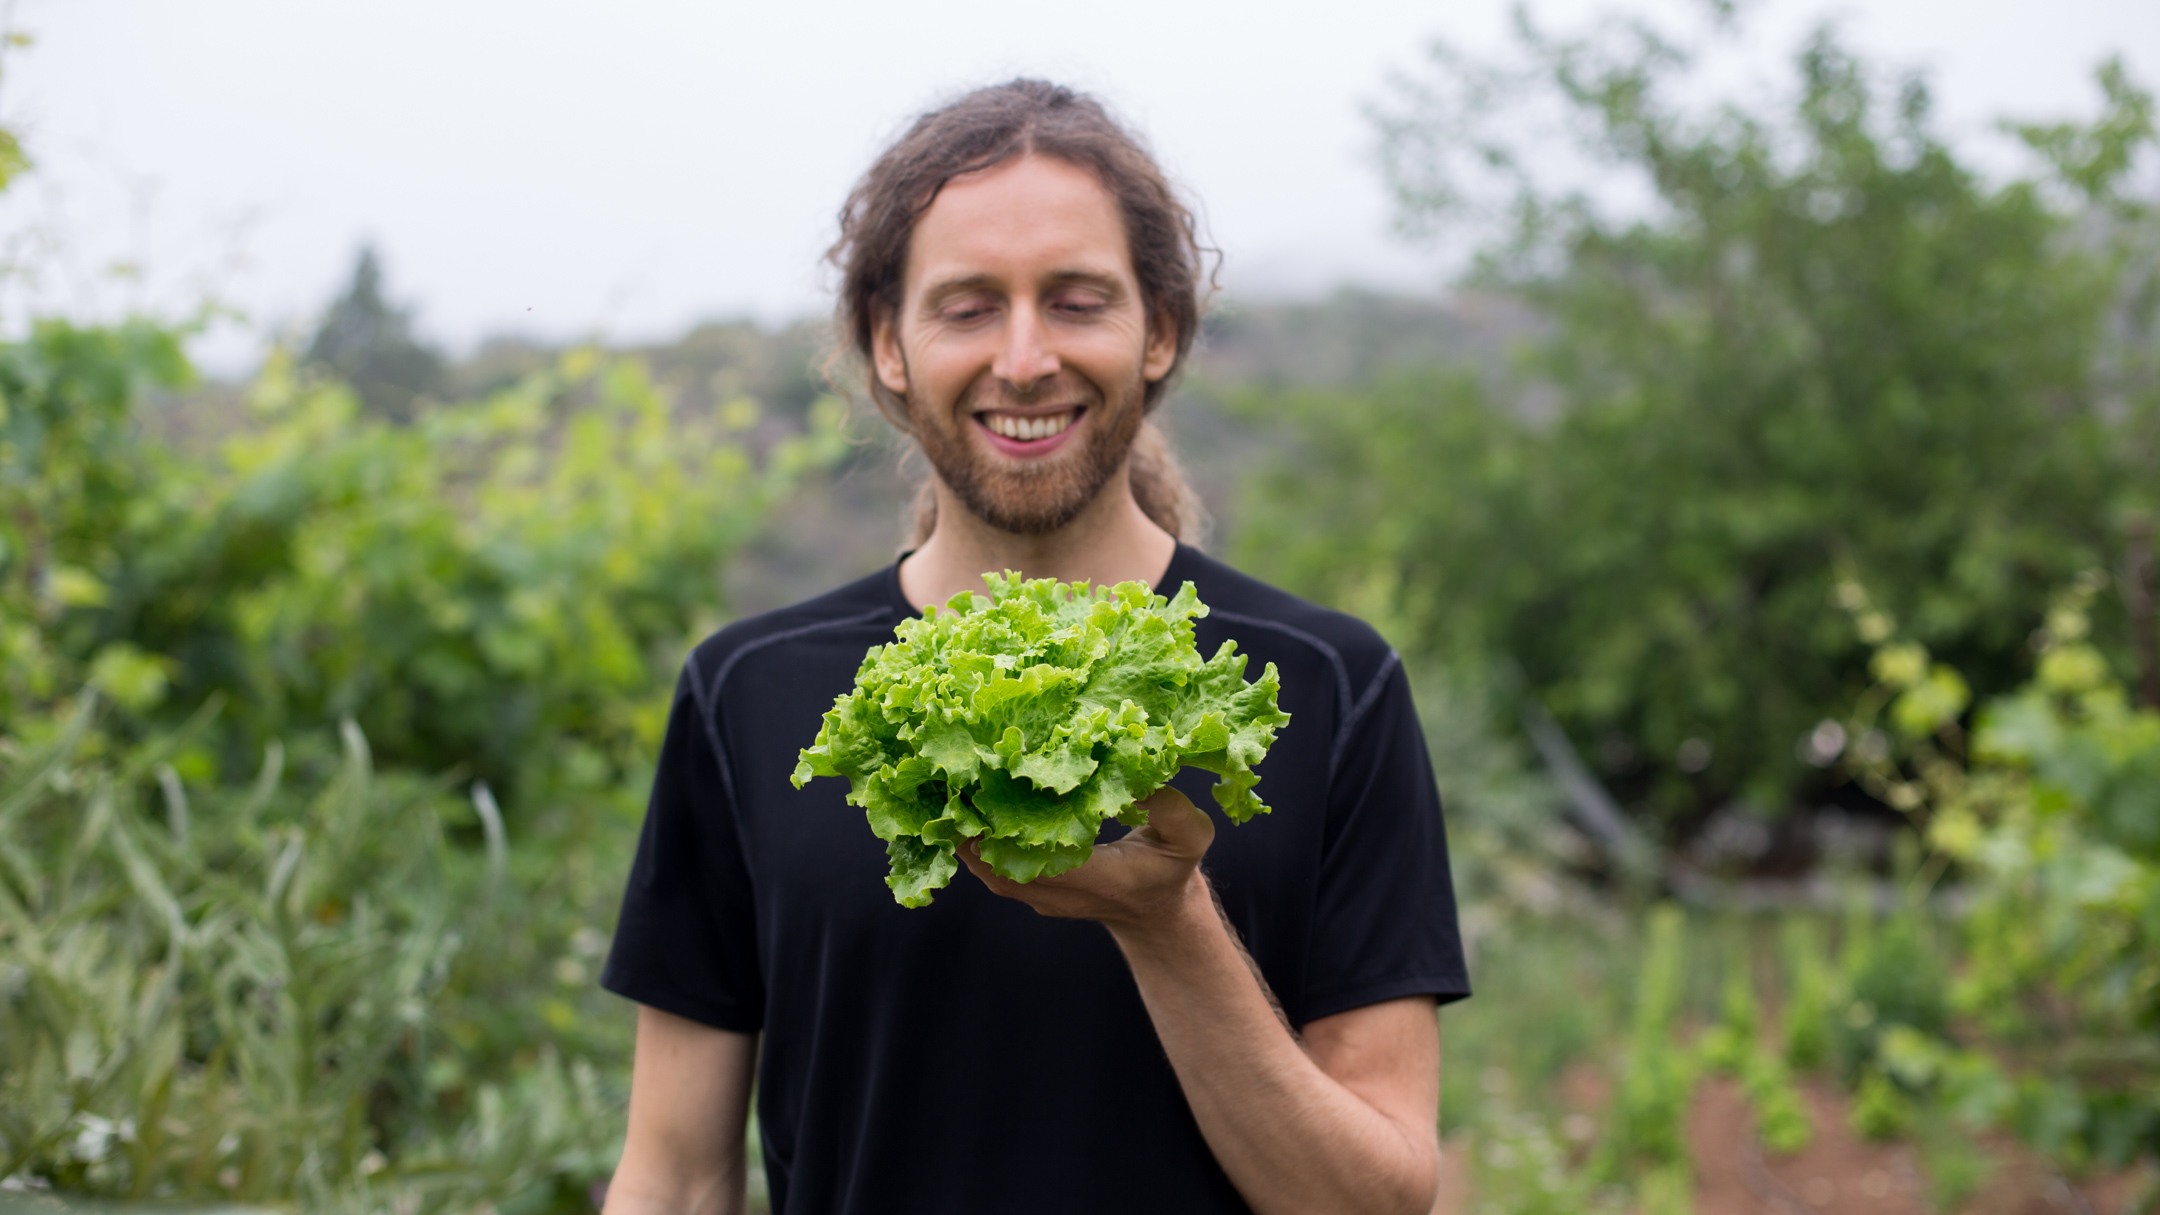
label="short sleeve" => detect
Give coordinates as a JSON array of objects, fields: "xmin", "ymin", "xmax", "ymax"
[
  {"xmin": 1301, "ymin": 660, "xmax": 1471, "ymax": 1023},
  {"xmin": 600, "ymin": 663, "xmax": 766, "ymax": 1032}
]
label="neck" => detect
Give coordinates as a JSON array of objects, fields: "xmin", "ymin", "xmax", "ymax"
[{"xmin": 897, "ymin": 465, "xmax": 1179, "ymax": 610}]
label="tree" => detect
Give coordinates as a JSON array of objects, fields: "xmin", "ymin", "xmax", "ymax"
[
  {"xmin": 303, "ymin": 245, "xmax": 446, "ymax": 422},
  {"xmin": 1236, "ymin": 16, "xmax": 2158, "ymax": 825}
]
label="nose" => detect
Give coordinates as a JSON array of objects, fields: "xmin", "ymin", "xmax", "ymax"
[{"xmin": 992, "ymin": 301, "xmax": 1060, "ymax": 392}]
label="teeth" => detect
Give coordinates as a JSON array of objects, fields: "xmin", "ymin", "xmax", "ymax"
[{"xmin": 985, "ymin": 411, "xmax": 1075, "ymax": 441}]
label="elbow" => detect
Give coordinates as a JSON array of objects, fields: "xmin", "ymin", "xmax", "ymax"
[
  {"xmin": 1282, "ymin": 1138, "xmax": 1442, "ymax": 1215},
  {"xmin": 1371, "ymin": 1126, "xmax": 1445, "ymax": 1215},
  {"xmin": 1391, "ymin": 1153, "xmax": 1444, "ymax": 1215}
]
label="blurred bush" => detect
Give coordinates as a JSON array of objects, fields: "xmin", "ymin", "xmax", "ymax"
[
  {"xmin": 0, "ymin": 697, "xmax": 625, "ymax": 1212},
  {"xmin": 1841, "ymin": 576, "xmax": 2160, "ymax": 1170},
  {"xmin": 1, "ymin": 294, "xmax": 833, "ymax": 1208},
  {"xmin": 1238, "ymin": 16, "xmax": 2160, "ymax": 821},
  {"xmin": 28, "ymin": 339, "xmax": 839, "ymax": 815}
]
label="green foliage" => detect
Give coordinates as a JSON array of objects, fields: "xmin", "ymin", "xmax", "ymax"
[
  {"xmin": 1634, "ymin": 1164, "xmax": 1694, "ymax": 1215},
  {"xmin": 1436, "ymin": 884, "xmax": 2146, "ymax": 1205},
  {"xmin": 0, "ymin": 696, "xmax": 617, "ymax": 1211},
  {"xmin": 794, "ymin": 574, "xmax": 1289, "ymax": 903},
  {"xmin": 1693, "ymin": 936, "xmax": 1757, "ymax": 1073},
  {"xmin": 1240, "ymin": 15, "xmax": 2160, "ymax": 819},
  {"xmin": 392, "ymin": 1048, "xmax": 625, "ymax": 1215},
  {"xmin": 0, "ymin": 278, "xmax": 825, "ymax": 1206},
  {"xmin": 1598, "ymin": 905, "xmax": 1697, "ymax": 1178},
  {"xmin": 1468, "ymin": 1102, "xmax": 1628, "ymax": 1215},
  {"xmin": 1915, "ymin": 1108, "xmax": 1995, "ymax": 1214},
  {"xmin": 1698, "ymin": 932, "xmax": 1815, "ymax": 1156},
  {"xmin": 0, "ymin": 32, "xmax": 28, "ymax": 193},
  {"xmin": 0, "ymin": 320, "xmax": 192, "ymax": 721},
  {"xmin": 1831, "ymin": 898, "xmax": 1951, "ymax": 1079},
  {"xmin": 1413, "ymin": 667, "xmax": 1593, "ymax": 945},
  {"xmin": 182, "ymin": 350, "xmax": 827, "ymax": 808},
  {"xmin": 1778, "ymin": 917, "xmax": 1834, "ymax": 1073},
  {"xmin": 1433, "ymin": 915, "xmax": 1635, "ymax": 1215},
  {"xmin": 1834, "ymin": 579, "xmax": 2160, "ymax": 1170},
  {"xmin": 1438, "ymin": 924, "xmax": 1628, "ymax": 1138},
  {"xmin": 13, "ymin": 338, "xmax": 839, "ymax": 821},
  {"xmin": 1740, "ymin": 1050, "xmax": 1814, "ymax": 1157},
  {"xmin": 1849, "ymin": 1069, "xmax": 1915, "ymax": 1141}
]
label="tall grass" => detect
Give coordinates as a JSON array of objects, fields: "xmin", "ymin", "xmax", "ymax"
[{"xmin": 0, "ymin": 696, "xmax": 619, "ymax": 1213}]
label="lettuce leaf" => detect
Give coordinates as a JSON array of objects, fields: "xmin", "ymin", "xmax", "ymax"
[{"xmin": 791, "ymin": 573, "xmax": 1290, "ymax": 906}]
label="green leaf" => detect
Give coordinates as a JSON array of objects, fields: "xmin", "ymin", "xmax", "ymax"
[
  {"xmin": 795, "ymin": 574, "xmax": 1290, "ymax": 904},
  {"xmin": 1890, "ymin": 665, "xmax": 1971, "ymax": 738},
  {"xmin": 87, "ymin": 644, "xmax": 173, "ymax": 713},
  {"xmin": 885, "ymin": 836, "xmax": 957, "ymax": 908},
  {"xmin": 49, "ymin": 564, "xmax": 110, "ymax": 608}
]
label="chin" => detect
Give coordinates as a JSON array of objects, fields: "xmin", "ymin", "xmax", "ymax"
[
  {"xmin": 951, "ymin": 464, "xmax": 1103, "ymax": 535},
  {"xmin": 916, "ymin": 385, "xmax": 1146, "ymax": 536}
]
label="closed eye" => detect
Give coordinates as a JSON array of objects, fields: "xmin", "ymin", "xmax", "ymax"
[{"xmin": 1047, "ymin": 288, "xmax": 1113, "ymax": 317}]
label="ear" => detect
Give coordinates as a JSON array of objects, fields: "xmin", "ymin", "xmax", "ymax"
[
  {"xmin": 872, "ymin": 311, "xmax": 910, "ymax": 398},
  {"xmin": 1141, "ymin": 306, "xmax": 1179, "ymax": 383}
]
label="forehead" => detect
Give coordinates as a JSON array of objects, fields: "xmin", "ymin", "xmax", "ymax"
[{"xmin": 904, "ymin": 154, "xmax": 1134, "ymax": 293}]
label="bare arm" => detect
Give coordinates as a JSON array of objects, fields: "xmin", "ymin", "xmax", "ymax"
[
  {"xmin": 603, "ymin": 1005, "xmax": 758, "ymax": 1215},
  {"xmin": 1120, "ymin": 888, "xmax": 1441, "ymax": 1213},
  {"xmin": 958, "ymin": 788, "xmax": 1443, "ymax": 1215}
]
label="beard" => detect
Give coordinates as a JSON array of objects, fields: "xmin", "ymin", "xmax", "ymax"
[{"xmin": 908, "ymin": 370, "xmax": 1145, "ymax": 536}]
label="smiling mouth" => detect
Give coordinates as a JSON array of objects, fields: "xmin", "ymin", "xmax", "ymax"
[{"xmin": 978, "ymin": 407, "xmax": 1082, "ymax": 442}]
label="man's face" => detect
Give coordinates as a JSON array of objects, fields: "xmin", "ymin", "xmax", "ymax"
[{"xmin": 873, "ymin": 154, "xmax": 1178, "ymax": 535}]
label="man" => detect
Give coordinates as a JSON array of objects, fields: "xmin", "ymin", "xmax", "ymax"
[{"xmin": 600, "ymin": 80, "xmax": 1468, "ymax": 1215}]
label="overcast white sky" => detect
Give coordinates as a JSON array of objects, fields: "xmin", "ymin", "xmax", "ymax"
[{"xmin": 5, "ymin": 0, "xmax": 2156, "ymax": 371}]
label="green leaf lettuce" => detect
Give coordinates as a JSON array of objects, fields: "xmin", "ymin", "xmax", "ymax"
[{"xmin": 791, "ymin": 573, "xmax": 1290, "ymax": 907}]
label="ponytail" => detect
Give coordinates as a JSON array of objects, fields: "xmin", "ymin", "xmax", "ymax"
[{"xmin": 1125, "ymin": 420, "xmax": 1207, "ymax": 544}]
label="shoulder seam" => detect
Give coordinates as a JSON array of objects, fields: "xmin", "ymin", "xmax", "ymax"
[
  {"xmin": 681, "ymin": 655, "xmax": 731, "ymax": 805},
  {"xmin": 1328, "ymin": 649, "xmax": 1402, "ymax": 784},
  {"xmin": 710, "ymin": 606, "xmax": 893, "ymax": 698},
  {"xmin": 1209, "ymin": 609, "xmax": 1355, "ymax": 719},
  {"xmin": 692, "ymin": 606, "xmax": 893, "ymax": 807},
  {"xmin": 1210, "ymin": 608, "xmax": 1370, "ymax": 792}
]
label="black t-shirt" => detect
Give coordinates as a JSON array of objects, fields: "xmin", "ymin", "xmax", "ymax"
[{"xmin": 602, "ymin": 545, "xmax": 1469, "ymax": 1214}]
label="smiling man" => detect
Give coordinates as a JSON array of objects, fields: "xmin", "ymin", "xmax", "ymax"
[{"xmin": 599, "ymin": 80, "xmax": 1468, "ymax": 1215}]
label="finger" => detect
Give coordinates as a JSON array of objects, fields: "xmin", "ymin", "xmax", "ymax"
[
  {"xmin": 1019, "ymin": 843, "xmax": 1111, "ymax": 890},
  {"xmin": 956, "ymin": 837, "xmax": 1034, "ymax": 900},
  {"xmin": 956, "ymin": 837, "xmax": 996, "ymax": 881}
]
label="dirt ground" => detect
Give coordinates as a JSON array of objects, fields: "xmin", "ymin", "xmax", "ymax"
[{"xmin": 1433, "ymin": 1075, "xmax": 2146, "ymax": 1215}]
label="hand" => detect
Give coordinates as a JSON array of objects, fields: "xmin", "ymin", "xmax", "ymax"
[{"xmin": 957, "ymin": 785, "xmax": 1215, "ymax": 933}]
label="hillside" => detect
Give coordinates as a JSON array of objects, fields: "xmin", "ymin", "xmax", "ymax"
[{"xmin": 148, "ymin": 288, "xmax": 1528, "ymax": 619}]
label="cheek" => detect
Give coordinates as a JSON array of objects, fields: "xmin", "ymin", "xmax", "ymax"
[
  {"xmin": 1083, "ymin": 327, "xmax": 1156, "ymax": 382},
  {"xmin": 906, "ymin": 346, "xmax": 976, "ymax": 405}
]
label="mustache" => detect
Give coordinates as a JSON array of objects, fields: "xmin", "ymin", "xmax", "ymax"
[{"xmin": 962, "ymin": 372, "xmax": 1101, "ymax": 412}]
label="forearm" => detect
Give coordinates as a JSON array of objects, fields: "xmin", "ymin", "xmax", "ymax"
[
  {"xmin": 1109, "ymin": 875, "xmax": 1440, "ymax": 1215},
  {"xmin": 603, "ymin": 1008, "xmax": 756, "ymax": 1215},
  {"xmin": 602, "ymin": 1160, "xmax": 745, "ymax": 1215}
]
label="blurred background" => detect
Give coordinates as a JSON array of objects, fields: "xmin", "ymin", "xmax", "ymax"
[{"xmin": 4, "ymin": 1, "xmax": 2157, "ymax": 1212}]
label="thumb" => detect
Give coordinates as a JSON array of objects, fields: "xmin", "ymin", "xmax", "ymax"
[{"xmin": 1134, "ymin": 785, "xmax": 1215, "ymax": 858}]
